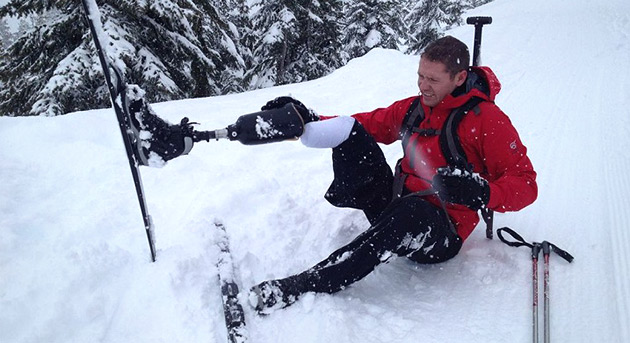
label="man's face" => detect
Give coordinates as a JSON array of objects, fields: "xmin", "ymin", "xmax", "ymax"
[{"xmin": 417, "ymin": 57, "xmax": 467, "ymax": 107}]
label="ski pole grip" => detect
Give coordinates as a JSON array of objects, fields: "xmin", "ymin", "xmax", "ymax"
[
  {"xmin": 466, "ymin": 16, "xmax": 493, "ymax": 26},
  {"xmin": 541, "ymin": 241, "xmax": 551, "ymax": 256},
  {"xmin": 532, "ymin": 243, "xmax": 541, "ymax": 259}
]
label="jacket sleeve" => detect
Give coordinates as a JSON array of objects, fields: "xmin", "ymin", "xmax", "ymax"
[
  {"xmin": 478, "ymin": 104, "xmax": 538, "ymax": 212},
  {"xmin": 349, "ymin": 97, "xmax": 416, "ymax": 145}
]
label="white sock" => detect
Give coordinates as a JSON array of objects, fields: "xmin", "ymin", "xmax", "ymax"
[{"xmin": 301, "ymin": 116, "xmax": 355, "ymax": 148}]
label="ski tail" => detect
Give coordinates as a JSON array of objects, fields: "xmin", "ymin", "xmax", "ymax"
[{"xmin": 215, "ymin": 220, "xmax": 248, "ymax": 343}]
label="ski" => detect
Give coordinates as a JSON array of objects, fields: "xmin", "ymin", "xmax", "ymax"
[
  {"xmin": 80, "ymin": 0, "xmax": 156, "ymax": 261},
  {"xmin": 215, "ymin": 220, "xmax": 248, "ymax": 343}
]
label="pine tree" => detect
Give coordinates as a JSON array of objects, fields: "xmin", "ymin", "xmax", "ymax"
[
  {"xmin": 220, "ymin": 0, "xmax": 254, "ymax": 93},
  {"xmin": 247, "ymin": 0, "xmax": 343, "ymax": 89},
  {"xmin": 0, "ymin": 17, "xmax": 13, "ymax": 49},
  {"xmin": 407, "ymin": 0, "xmax": 447, "ymax": 54},
  {"xmin": 291, "ymin": 1, "xmax": 343, "ymax": 82},
  {"xmin": 247, "ymin": 1, "xmax": 293, "ymax": 88},
  {"xmin": 0, "ymin": 0, "xmax": 246, "ymax": 117},
  {"xmin": 406, "ymin": 0, "xmax": 491, "ymax": 54},
  {"xmin": 341, "ymin": 0, "xmax": 406, "ymax": 61},
  {"xmin": 442, "ymin": 0, "xmax": 466, "ymax": 30},
  {"xmin": 464, "ymin": 0, "xmax": 494, "ymax": 9},
  {"xmin": 0, "ymin": 0, "xmax": 89, "ymax": 117}
]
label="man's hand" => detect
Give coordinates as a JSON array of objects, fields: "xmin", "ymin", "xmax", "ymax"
[
  {"xmin": 261, "ymin": 96, "xmax": 319, "ymax": 124},
  {"xmin": 432, "ymin": 166, "xmax": 490, "ymax": 210}
]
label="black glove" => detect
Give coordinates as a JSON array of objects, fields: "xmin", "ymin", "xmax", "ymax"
[
  {"xmin": 261, "ymin": 96, "xmax": 319, "ymax": 124},
  {"xmin": 432, "ymin": 166, "xmax": 490, "ymax": 211}
]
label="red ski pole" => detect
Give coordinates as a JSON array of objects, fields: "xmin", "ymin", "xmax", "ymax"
[
  {"xmin": 532, "ymin": 243, "xmax": 542, "ymax": 343},
  {"xmin": 497, "ymin": 228, "xmax": 574, "ymax": 343},
  {"xmin": 542, "ymin": 241, "xmax": 551, "ymax": 343}
]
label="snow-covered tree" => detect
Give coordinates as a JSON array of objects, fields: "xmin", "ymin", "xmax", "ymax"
[
  {"xmin": 406, "ymin": 0, "xmax": 448, "ymax": 54},
  {"xmin": 0, "ymin": 17, "xmax": 13, "ymax": 49},
  {"xmin": 220, "ymin": 0, "xmax": 255, "ymax": 93},
  {"xmin": 0, "ymin": 0, "xmax": 87, "ymax": 117},
  {"xmin": 0, "ymin": 0, "xmax": 246, "ymax": 117},
  {"xmin": 464, "ymin": 0, "xmax": 494, "ymax": 9},
  {"xmin": 247, "ymin": 1, "xmax": 295, "ymax": 88},
  {"xmin": 292, "ymin": 1, "xmax": 343, "ymax": 82},
  {"xmin": 443, "ymin": 0, "xmax": 466, "ymax": 29},
  {"xmin": 341, "ymin": 0, "xmax": 406, "ymax": 61},
  {"xmin": 247, "ymin": 0, "xmax": 343, "ymax": 89},
  {"xmin": 406, "ymin": 0, "xmax": 492, "ymax": 54}
]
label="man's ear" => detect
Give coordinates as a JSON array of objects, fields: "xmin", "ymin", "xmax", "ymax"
[{"xmin": 455, "ymin": 70, "xmax": 467, "ymax": 86}]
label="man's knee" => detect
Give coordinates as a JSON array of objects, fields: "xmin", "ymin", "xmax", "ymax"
[
  {"xmin": 324, "ymin": 121, "xmax": 393, "ymax": 214},
  {"xmin": 405, "ymin": 234, "xmax": 462, "ymax": 264},
  {"xmin": 378, "ymin": 196, "xmax": 461, "ymax": 263}
]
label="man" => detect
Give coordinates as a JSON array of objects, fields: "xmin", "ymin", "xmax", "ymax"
[
  {"xmin": 139, "ymin": 35, "xmax": 537, "ymax": 315},
  {"xmin": 246, "ymin": 35, "xmax": 537, "ymax": 314}
]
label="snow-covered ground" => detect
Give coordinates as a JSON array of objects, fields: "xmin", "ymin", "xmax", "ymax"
[{"xmin": 2, "ymin": 0, "xmax": 629, "ymax": 342}]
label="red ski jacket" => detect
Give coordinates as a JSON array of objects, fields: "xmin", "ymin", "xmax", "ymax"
[{"xmin": 350, "ymin": 67, "xmax": 537, "ymax": 240}]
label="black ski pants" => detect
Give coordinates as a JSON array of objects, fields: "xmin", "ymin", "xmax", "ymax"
[{"xmin": 291, "ymin": 121, "xmax": 462, "ymax": 294}]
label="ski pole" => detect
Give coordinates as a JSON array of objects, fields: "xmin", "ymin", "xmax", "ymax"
[
  {"xmin": 497, "ymin": 228, "xmax": 574, "ymax": 343},
  {"xmin": 532, "ymin": 242, "xmax": 542, "ymax": 343},
  {"xmin": 466, "ymin": 16, "xmax": 492, "ymax": 67},
  {"xmin": 496, "ymin": 228, "xmax": 540, "ymax": 342},
  {"xmin": 542, "ymin": 241, "xmax": 551, "ymax": 343}
]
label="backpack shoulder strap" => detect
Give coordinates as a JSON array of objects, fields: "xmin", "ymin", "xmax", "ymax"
[
  {"xmin": 439, "ymin": 97, "xmax": 484, "ymax": 170},
  {"xmin": 393, "ymin": 97, "xmax": 425, "ymax": 198},
  {"xmin": 399, "ymin": 97, "xmax": 424, "ymax": 148}
]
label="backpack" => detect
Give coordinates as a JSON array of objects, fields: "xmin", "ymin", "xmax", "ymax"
[{"xmin": 393, "ymin": 96, "xmax": 495, "ymax": 239}]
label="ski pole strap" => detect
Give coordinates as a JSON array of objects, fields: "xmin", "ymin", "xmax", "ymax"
[
  {"xmin": 497, "ymin": 227, "xmax": 574, "ymax": 263},
  {"xmin": 545, "ymin": 241, "xmax": 574, "ymax": 263},
  {"xmin": 497, "ymin": 227, "xmax": 534, "ymax": 249}
]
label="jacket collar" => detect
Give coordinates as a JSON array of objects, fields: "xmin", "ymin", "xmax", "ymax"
[{"xmin": 423, "ymin": 66, "xmax": 501, "ymax": 110}]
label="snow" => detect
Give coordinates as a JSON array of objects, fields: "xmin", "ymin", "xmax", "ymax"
[
  {"xmin": 364, "ymin": 29, "xmax": 382, "ymax": 49},
  {"xmin": 1, "ymin": 0, "xmax": 629, "ymax": 342},
  {"xmin": 254, "ymin": 116, "xmax": 283, "ymax": 139}
]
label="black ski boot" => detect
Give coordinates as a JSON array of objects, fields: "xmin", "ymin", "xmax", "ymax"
[
  {"xmin": 248, "ymin": 275, "xmax": 306, "ymax": 315},
  {"xmin": 126, "ymin": 86, "xmax": 195, "ymax": 166}
]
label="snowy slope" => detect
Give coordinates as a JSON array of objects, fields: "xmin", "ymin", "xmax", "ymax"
[{"xmin": 1, "ymin": 0, "xmax": 629, "ymax": 342}]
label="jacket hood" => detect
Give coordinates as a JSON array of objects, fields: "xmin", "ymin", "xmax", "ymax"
[
  {"xmin": 440, "ymin": 66, "xmax": 501, "ymax": 108},
  {"xmin": 460, "ymin": 66, "xmax": 501, "ymax": 101}
]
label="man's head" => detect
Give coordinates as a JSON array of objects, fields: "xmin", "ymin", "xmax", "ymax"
[{"xmin": 417, "ymin": 36, "xmax": 470, "ymax": 107}]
